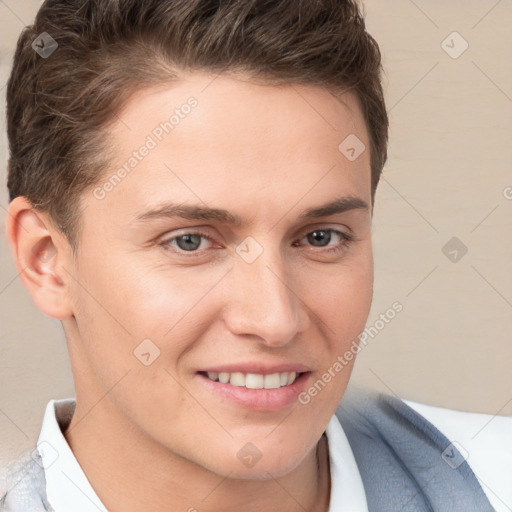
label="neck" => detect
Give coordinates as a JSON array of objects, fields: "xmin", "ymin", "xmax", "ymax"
[{"xmin": 64, "ymin": 395, "xmax": 331, "ymax": 512}]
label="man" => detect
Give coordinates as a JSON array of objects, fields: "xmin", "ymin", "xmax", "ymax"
[{"xmin": 0, "ymin": 0, "xmax": 497, "ymax": 510}]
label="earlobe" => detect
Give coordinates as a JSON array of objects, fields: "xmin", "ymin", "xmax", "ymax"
[{"xmin": 6, "ymin": 196, "xmax": 74, "ymax": 320}]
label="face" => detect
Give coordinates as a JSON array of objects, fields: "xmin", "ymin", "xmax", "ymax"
[{"xmin": 64, "ymin": 71, "xmax": 373, "ymax": 479}]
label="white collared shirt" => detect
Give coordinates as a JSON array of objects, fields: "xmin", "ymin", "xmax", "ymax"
[{"xmin": 36, "ymin": 398, "xmax": 369, "ymax": 512}]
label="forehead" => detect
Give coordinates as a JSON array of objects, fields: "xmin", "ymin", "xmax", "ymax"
[
  {"xmin": 112, "ymin": 71, "xmax": 368, "ymax": 151},
  {"xmin": 87, "ymin": 71, "xmax": 371, "ymax": 228}
]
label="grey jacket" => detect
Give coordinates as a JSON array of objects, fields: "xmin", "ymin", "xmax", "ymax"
[{"xmin": 337, "ymin": 388, "xmax": 495, "ymax": 511}]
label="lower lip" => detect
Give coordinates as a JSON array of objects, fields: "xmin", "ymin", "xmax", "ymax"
[{"xmin": 196, "ymin": 372, "xmax": 310, "ymax": 412}]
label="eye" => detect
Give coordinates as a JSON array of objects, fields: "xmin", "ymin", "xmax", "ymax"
[
  {"xmin": 296, "ymin": 229, "xmax": 354, "ymax": 254},
  {"xmin": 161, "ymin": 231, "xmax": 213, "ymax": 253}
]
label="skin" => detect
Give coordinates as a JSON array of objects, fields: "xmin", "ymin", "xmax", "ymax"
[{"xmin": 7, "ymin": 71, "xmax": 373, "ymax": 512}]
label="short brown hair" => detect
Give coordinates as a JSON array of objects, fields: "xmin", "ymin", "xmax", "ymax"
[{"xmin": 6, "ymin": 0, "xmax": 388, "ymax": 250}]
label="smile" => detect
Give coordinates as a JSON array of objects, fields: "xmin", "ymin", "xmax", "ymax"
[{"xmin": 200, "ymin": 371, "xmax": 302, "ymax": 389}]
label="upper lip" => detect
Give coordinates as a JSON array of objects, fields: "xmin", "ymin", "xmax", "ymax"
[{"xmin": 198, "ymin": 362, "xmax": 312, "ymax": 375}]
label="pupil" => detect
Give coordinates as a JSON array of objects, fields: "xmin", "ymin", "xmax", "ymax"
[
  {"xmin": 308, "ymin": 230, "xmax": 330, "ymax": 247},
  {"xmin": 177, "ymin": 234, "xmax": 201, "ymax": 251}
]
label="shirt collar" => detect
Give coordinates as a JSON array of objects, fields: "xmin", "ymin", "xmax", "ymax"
[
  {"xmin": 37, "ymin": 398, "xmax": 367, "ymax": 512},
  {"xmin": 37, "ymin": 399, "xmax": 108, "ymax": 512},
  {"xmin": 325, "ymin": 411, "xmax": 369, "ymax": 512}
]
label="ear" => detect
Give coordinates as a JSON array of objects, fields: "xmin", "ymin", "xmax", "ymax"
[{"xmin": 6, "ymin": 196, "xmax": 74, "ymax": 320}]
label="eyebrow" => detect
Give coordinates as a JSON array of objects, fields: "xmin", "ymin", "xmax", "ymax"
[{"xmin": 134, "ymin": 196, "xmax": 369, "ymax": 226}]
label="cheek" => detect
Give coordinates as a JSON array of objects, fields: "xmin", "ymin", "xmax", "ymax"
[
  {"xmin": 68, "ymin": 260, "xmax": 219, "ymax": 422},
  {"xmin": 310, "ymin": 249, "xmax": 373, "ymax": 342},
  {"xmin": 71, "ymin": 257, "xmax": 229, "ymax": 382},
  {"xmin": 77, "ymin": 253, "xmax": 212, "ymax": 330},
  {"xmin": 299, "ymin": 255, "xmax": 373, "ymax": 413}
]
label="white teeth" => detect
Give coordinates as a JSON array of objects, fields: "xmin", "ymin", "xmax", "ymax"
[
  {"xmin": 230, "ymin": 372, "xmax": 246, "ymax": 387},
  {"xmin": 264, "ymin": 373, "xmax": 281, "ymax": 389},
  {"xmin": 204, "ymin": 370, "xmax": 301, "ymax": 388},
  {"xmin": 246, "ymin": 373, "xmax": 264, "ymax": 389}
]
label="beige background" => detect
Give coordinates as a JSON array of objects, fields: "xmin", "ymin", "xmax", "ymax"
[{"xmin": 1, "ymin": 0, "xmax": 511, "ymax": 467}]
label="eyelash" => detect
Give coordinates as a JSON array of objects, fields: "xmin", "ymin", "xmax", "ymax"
[{"xmin": 160, "ymin": 228, "xmax": 355, "ymax": 257}]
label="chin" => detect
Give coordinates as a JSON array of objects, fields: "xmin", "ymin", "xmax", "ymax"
[
  {"xmin": 214, "ymin": 459, "xmax": 304, "ymax": 481},
  {"xmin": 198, "ymin": 439, "xmax": 311, "ymax": 481}
]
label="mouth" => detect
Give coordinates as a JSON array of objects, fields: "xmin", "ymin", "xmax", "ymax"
[
  {"xmin": 196, "ymin": 370, "xmax": 311, "ymax": 411},
  {"xmin": 198, "ymin": 370, "xmax": 304, "ymax": 389}
]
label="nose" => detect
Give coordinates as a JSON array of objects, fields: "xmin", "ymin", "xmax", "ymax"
[{"xmin": 222, "ymin": 246, "xmax": 310, "ymax": 347}]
